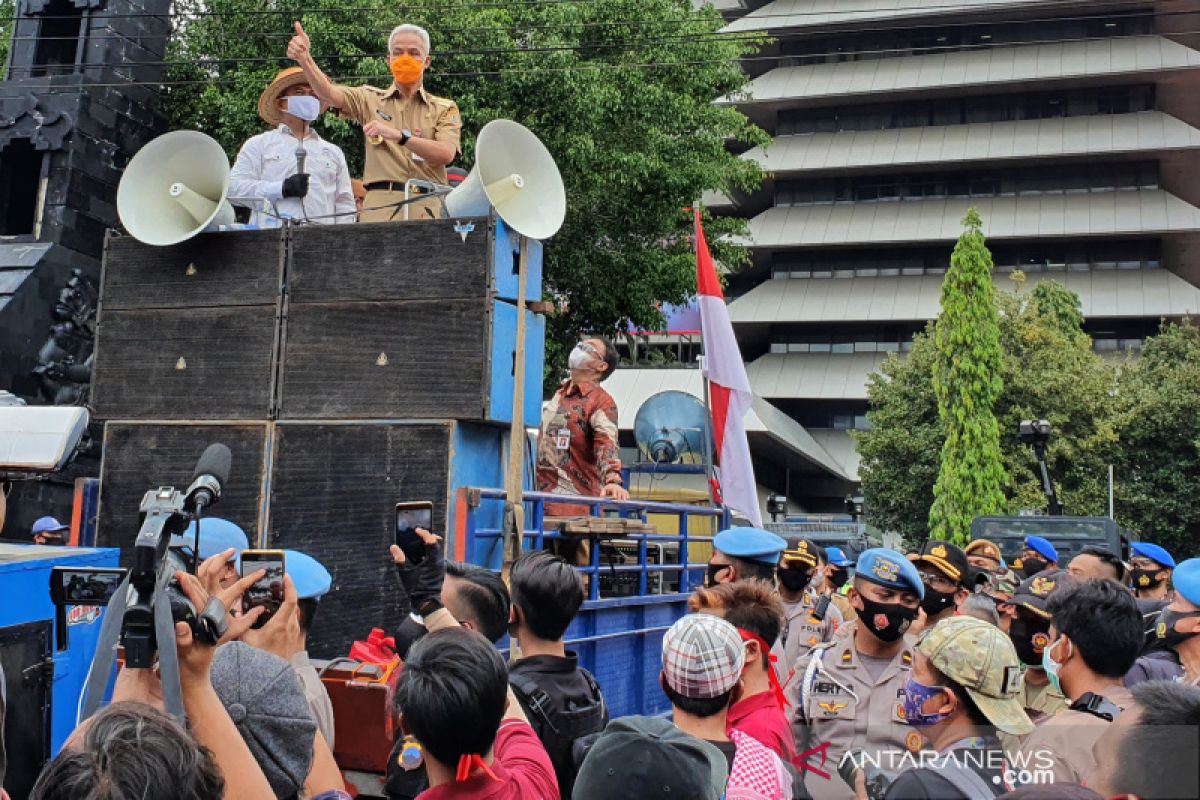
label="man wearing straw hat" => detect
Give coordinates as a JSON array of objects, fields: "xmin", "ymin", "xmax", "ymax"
[
  {"xmin": 229, "ymin": 67, "xmax": 357, "ymax": 227},
  {"xmin": 287, "ymin": 21, "xmax": 462, "ymax": 223}
]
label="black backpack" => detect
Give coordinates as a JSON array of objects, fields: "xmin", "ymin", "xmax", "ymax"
[{"xmin": 509, "ymin": 668, "xmax": 608, "ymax": 799}]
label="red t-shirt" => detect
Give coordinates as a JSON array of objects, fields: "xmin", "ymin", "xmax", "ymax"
[
  {"xmin": 417, "ymin": 721, "xmax": 558, "ymax": 800},
  {"xmin": 727, "ymin": 690, "xmax": 798, "ymax": 763}
]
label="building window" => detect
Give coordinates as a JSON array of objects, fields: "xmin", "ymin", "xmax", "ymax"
[
  {"xmin": 32, "ymin": 0, "xmax": 84, "ymax": 77},
  {"xmin": 0, "ymin": 139, "xmax": 45, "ymax": 235}
]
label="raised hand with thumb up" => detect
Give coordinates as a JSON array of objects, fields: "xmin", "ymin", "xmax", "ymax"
[{"xmin": 287, "ymin": 21, "xmax": 311, "ymax": 63}]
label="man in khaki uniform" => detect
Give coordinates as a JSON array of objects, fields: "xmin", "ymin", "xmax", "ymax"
[
  {"xmin": 773, "ymin": 538, "xmax": 842, "ymax": 689},
  {"xmin": 821, "ymin": 547, "xmax": 855, "ymax": 623},
  {"xmin": 1016, "ymin": 578, "xmax": 1143, "ymax": 788},
  {"xmin": 787, "ymin": 548, "xmax": 923, "ymax": 800},
  {"xmin": 288, "ymin": 21, "xmax": 462, "ymax": 223}
]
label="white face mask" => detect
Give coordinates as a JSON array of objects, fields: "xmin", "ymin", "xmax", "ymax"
[
  {"xmin": 285, "ymin": 95, "xmax": 321, "ymax": 122},
  {"xmin": 568, "ymin": 345, "xmax": 591, "ymax": 370}
]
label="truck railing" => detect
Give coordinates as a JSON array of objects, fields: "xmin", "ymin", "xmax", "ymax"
[
  {"xmin": 462, "ymin": 488, "xmax": 731, "ymax": 717},
  {"xmin": 464, "ymin": 488, "xmax": 729, "ymax": 600}
]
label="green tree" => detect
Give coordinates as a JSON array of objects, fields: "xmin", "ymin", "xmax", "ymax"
[
  {"xmin": 158, "ymin": 0, "xmax": 766, "ymax": 387},
  {"xmin": 856, "ymin": 275, "xmax": 1119, "ymax": 545},
  {"xmin": 0, "ymin": 0, "xmax": 13, "ymax": 74},
  {"xmin": 927, "ymin": 209, "xmax": 1008, "ymax": 544},
  {"xmin": 1114, "ymin": 319, "xmax": 1200, "ymax": 554}
]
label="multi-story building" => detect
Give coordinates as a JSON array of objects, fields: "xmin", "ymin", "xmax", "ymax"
[{"xmin": 611, "ymin": 0, "xmax": 1200, "ymax": 515}]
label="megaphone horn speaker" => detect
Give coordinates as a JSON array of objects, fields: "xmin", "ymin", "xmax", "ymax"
[
  {"xmin": 445, "ymin": 119, "xmax": 566, "ymax": 241},
  {"xmin": 117, "ymin": 130, "xmax": 236, "ymax": 247}
]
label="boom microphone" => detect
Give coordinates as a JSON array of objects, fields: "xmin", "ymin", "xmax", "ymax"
[{"xmin": 185, "ymin": 443, "xmax": 231, "ymax": 512}]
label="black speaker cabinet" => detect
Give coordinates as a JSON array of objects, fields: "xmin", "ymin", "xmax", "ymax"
[
  {"xmin": 92, "ymin": 229, "xmax": 284, "ymax": 420},
  {"xmin": 97, "ymin": 422, "xmax": 270, "ymax": 553},
  {"xmin": 92, "ymin": 219, "xmax": 543, "ymax": 425},
  {"xmin": 96, "ymin": 419, "xmax": 507, "ymax": 658}
]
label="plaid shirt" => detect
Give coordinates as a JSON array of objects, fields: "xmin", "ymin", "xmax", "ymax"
[{"xmin": 536, "ymin": 380, "xmax": 623, "ymax": 516}]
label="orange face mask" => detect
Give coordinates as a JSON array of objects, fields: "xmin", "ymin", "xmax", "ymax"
[{"xmin": 390, "ymin": 55, "xmax": 424, "ymax": 86}]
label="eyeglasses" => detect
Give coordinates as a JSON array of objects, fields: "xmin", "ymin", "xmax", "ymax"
[
  {"xmin": 917, "ymin": 570, "xmax": 957, "ymax": 592},
  {"xmin": 578, "ymin": 341, "xmax": 601, "ymax": 358}
]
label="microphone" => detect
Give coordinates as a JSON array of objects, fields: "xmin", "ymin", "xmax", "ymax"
[
  {"xmin": 185, "ymin": 443, "xmax": 231, "ymax": 512},
  {"xmin": 295, "ymin": 145, "xmax": 307, "ymax": 175}
]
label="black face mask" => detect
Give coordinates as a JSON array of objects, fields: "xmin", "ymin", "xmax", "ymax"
[
  {"xmin": 920, "ymin": 586, "xmax": 957, "ymax": 618},
  {"xmin": 855, "ymin": 595, "xmax": 918, "ymax": 642},
  {"xmin": 828, "ymin": 568, "xmax": 849, "ymax": 590},
  {"xmin": 707, "ymin": 563, "xmax": 730, "ymax": 588},
  {"xmin": 777, "ymin": 567, "xmax": 813, "ymax": 593},
  {"xmin": 1155, "ymin": 608, "xmax": 1200, "ymax": 650},
  {"xmin": 1130, "ymin": 568, "xmax": 1164, "ymax": 590},
  {"xmin": 1020, "ymin": 558, "xmax": 1048, "ymax": 578},
  {"xmin": 1009, "ymin": 617, "xmax": 1051, "ymax": 666}
]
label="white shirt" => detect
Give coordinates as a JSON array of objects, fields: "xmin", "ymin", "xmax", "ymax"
[{"xmin": 229, "ymin": 125, "xmax": 356, "ymax": 226}]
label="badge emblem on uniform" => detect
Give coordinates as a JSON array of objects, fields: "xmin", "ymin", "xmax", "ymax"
[
  {"xmin": 1031, "ymin": 631, "xmax": 1050, "ymax": 654},
  {"xmin": 874, "ymin": 613, "xmax": 890, "ymax": 630},
  {"xmin": 931, "ymin": 544, "xmax": 947, "ymax": 558},
  {"xmin": 906, "ymin": 732, "xmax": 924, "ymax": 753},
  {"xmin": 1138, "ymin": 574, "xmax": 1151, "ymax": 587},
  {"xmin": 872, "ymin": 559, "xmax": 900, "ymax": 582},
  {"xmin": 895, "ymin": 702, "xmax": 906, "ymax": 721},
  {"xmin": 818, "ymin": 701, "xmax": 846, "ymax": 716},
  {"xmin": 1031, "ymin": 576, "xmax": 1056, "ymax": 596},
  {"xmin": 1157, "ymin": 621, "xmax": 1168, "ymax": 639}
]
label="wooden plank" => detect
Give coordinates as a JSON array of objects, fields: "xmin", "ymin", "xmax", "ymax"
[
  {"xmin": 101, "ymin": 229, "xmax": 283, "ymax": 310},
  {"xmin": 279, "ymin": 297, "xmax": 492, "ymax": 420},
  {"xmin": 289, "ymin": 217, "xmax": 492, "ymax": 304},
  {"xmin": 91, "ymin": 306, "xmax": 276, "ymax": 420}
]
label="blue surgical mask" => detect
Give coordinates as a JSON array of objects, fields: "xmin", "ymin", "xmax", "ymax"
[
  {"xmin": 285, "ymin": 95, "xmax": 321, "ymax": 122},
  {"xmin": 902, "ymin": 676, "xmax": 951, "ymax": 727},
  {"xmin": 1042, "ymin": 636, "xmax": 1069, "ymax": 696}
]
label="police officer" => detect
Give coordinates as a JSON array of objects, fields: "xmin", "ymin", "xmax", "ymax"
[
  {"xmin": 823, "ymin": 547, "xmax": 855, "ymax": 622},
  {"xmin": 787, "ymin": 548, "xmax": 923, "ymax": 800},
  {"xmin": 994, "ymin": 570, "xmax": 1074, "ymax": 755},
  {"xmin": 1016, "ymin": 536, "xmax": 1058, "ymax": 578},
  {"xmin": 282, "ymin": 549, "xmax": 336, "ymax": 749},
  {"xmin": 1127, "ymin": 557, "xmax": 1200, "ymax": 688},
  {"xmin": 707, "ymin": 527, "xmax": 786, "ymax": 586},
  {"xmin": 907, "ymin": 541, "xmax": 972, "ymax": 637},
  {"xmin": 1130, "ymin": 542, "xmax": 1175, "ymax": 604},
  {"xmin": 965, "ymin": 539, "xmax": 1019, "ymax": 611},
  {"xmin": 773, "ymin": 538, "xmax": 843, "ymax": 685}
]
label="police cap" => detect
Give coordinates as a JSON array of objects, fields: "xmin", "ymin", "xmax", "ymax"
[{"xmin": 855, "ymin": 548, "xmax": 924, "ymax": 600}]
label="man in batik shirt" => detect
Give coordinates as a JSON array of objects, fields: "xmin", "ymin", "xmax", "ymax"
[{"xmin": 536, "ymin": 337, "xmax": 628, "ymax": 565}]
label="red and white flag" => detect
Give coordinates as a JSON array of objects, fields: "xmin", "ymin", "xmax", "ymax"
[{"xmin": 694, "ymin": 209, "xmax": 762, "ymax": 527}]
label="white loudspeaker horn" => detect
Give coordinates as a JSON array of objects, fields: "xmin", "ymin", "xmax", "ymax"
[
  {"xmin": 117, "ymin": 130, "xmax": 236, "ymax": 246},
  {"xmin": 445, "ymin": 119, "xmax": 566, "ymax": 241}
]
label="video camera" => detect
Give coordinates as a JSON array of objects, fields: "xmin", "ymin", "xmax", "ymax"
[
  {"xmin": 838, "ymin": 749, "xmax": 894, "ymax": 800},
  {"xmin": 73, "ymin": 443, "xmax": 235, "ymax": 722}
]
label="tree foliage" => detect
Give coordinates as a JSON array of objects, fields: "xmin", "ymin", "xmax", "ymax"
[
  {"xmin": 927, "ymin": 209, "xmax": 1007, "ymax": 544},
  {"xmin": 856, "ymin": 272, "xmax": 1120, "ymax": 546},
  {"xmin": 158, "ymin": 0, "xmax": 766, "ymax": 386},
  {"xmin": 0, "ymin": 0, "xmax": 13, "ymax": 74},
  {"xmin": 1114, "ymin": 319, "xmax": 1200, "ymax": 554}
]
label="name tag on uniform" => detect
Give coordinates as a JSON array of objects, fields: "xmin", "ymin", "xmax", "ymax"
[{"xmin": 555, "ymin": 429, "xmax": 570, "ymax": 450}]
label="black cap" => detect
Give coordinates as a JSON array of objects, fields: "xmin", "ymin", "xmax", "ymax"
[
  {"xmin": 573, "ymin": 716, "xmax": 727, "ymax": 800},
  {"xmin": 781, "ymin": 537, "xmax": 820, "ymax": 569},
  {"xmin": 909, "ymin": 540, "xmax": 971, "ymax": 587}
]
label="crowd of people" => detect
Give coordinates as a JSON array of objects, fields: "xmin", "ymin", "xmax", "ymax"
[{"xmin": 9, "ymin": 514, "xmax": 1200, "ymax": 800}]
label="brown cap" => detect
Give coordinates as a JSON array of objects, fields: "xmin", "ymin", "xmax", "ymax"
[{"xmin": 257, "ymin": 67, "xmax": 326, "ymax": 127}]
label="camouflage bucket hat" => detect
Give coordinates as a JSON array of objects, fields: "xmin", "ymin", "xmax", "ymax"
[{"xmin": 916, "ymin": 616, "xmax": 1034, "ymax": 736}]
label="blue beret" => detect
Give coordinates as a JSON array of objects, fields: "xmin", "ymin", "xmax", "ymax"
[
  {"xmin": 1131, "ymin": 542, "xmax": 1175, "ymax": 569},
  {"xmin": 714, "ymin": 527, "xmax": 786, "ymax": 565},
  {"xmin": 825, "ymin": 547, "xmax": 854, "ymax": 567},
  {"xmin": 1172, "ymin": 558, "xmax": 1200, "ymax": 607},
  {"xmin": 170, "ymin": 518, "xmax": 249, "ymax": 560},
  {"xmin": 856, "ymin": 548, "xmax": 924, "ymax": 600},
  {"xmin": 1023, "ymin": 536, "xmax": 1058, "ymax": 563},
  {"xmin": 283, "ymin": 550, "xmax": 332, "ymax": 600}
]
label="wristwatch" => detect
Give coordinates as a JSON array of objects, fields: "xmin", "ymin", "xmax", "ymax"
[{"xmin": 400, "ymin": 129, "xmax": 412, "ymax": 146}]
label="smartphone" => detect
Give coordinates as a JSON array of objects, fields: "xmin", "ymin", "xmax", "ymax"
[
  {"xmin": 241, "ymin": 549, "xmax": 286, "ymax": 628},
  {"xmin": 395, "ymin": 501, "xmax": 434, "ymax": 565},
  {"xmin": 49, "ymin": 567, "xmax": 127, "ymax": 606}
]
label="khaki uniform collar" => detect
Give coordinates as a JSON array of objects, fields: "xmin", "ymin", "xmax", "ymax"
[
  {"xmin": 830, "ymin": 636, "xmax": 915, "ymax": 684},
  {"xmin": 382, "ymin": 82, "xmax": 432, "ymax": 104}
]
